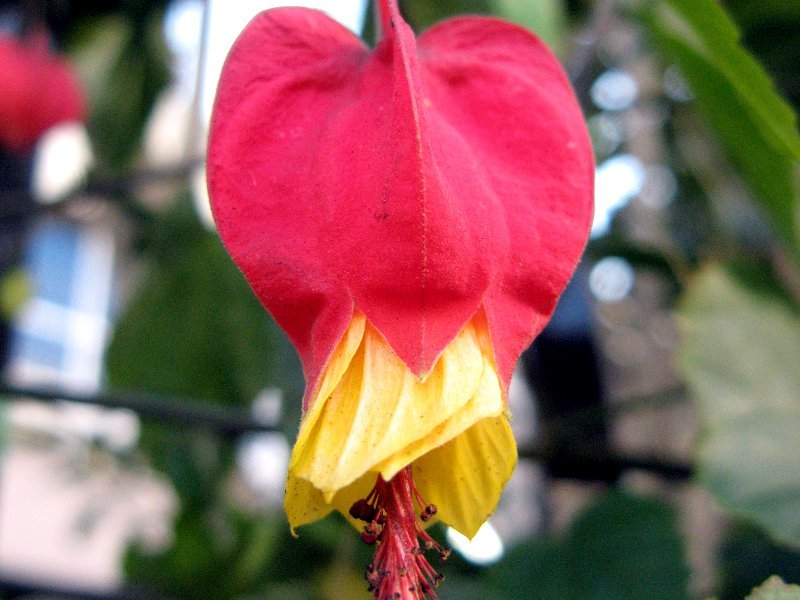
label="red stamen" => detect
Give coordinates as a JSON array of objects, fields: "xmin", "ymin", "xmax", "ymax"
[{"xmin": 350, "ymin": 467, "xmax": 449, "ymax": 600}]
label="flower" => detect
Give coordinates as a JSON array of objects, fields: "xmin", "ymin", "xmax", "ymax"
[
  {"xmin": 208, "ymin": 1, "xmax": 593, "ymax": 597},
  {"xmin": 0, "ymin": 30, "xmax": 85, "ymax": 153}
]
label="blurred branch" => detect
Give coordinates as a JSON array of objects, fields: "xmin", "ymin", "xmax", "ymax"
[
  {"xmin": 0, "ymin": 159, "xmax": 204, "ymax": 224},
  {"xmin": 611, "ymin": 383, "xmax": 689, "ymax": 414},
  {"xmin": 771, "ymin": 244, "xmax": 800, "ymax": 307},
  {"xmin": 0, "ymin": 575, "xmax": 168, "ymax": 600},
  {"xmin": 519, "ymin": 444, "xmax": 693, "ymax": 481},
  {"xmin": 185, "ymin": 0, "xmax": 211, "ymax": 160},
  {"xmin": 1, "ymin": 381, "xmax": 691, "ymax": 480},
  {"xmin": 567, "ymin": 0, "xmax": 615, "ymax": 92},
  {"xmin": 0, "ymin": 381, "xmax": 276, "ymax": 438},
  {"xmin": 541, "ymin": 383, "xmax": 689, "ymax": 437},
  {"xmin": 75, "ymin": 160, "xmax": 203, "ymax": 202}
]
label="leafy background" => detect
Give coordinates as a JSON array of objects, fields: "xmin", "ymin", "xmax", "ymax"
[{"xmin": 1, "ymin": 0, "xmax": 800, "ymax": 598}]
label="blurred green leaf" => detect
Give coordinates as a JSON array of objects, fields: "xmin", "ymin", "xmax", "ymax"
[
  {"xmin": 719, "ymin": 520, "xmax": 800, "ymax": 600},
  {"xmin": 69, "ymin": 13, "xmax": 169, "ymax": 169},
  {"xmin": 587, "ymin": 236, "xmax": 686, "ymax": 296},
  {"xmin": 438, "ymin": 576, "xmax": 504, "ymax": 600},
  {"xmin": 747, "ymin": 576, "xmax": 800, "ymax": 600},
  {"xmin": 726, "ymin": 0, "xmax": 800, "ymax": 27},
  {"xmin": 401, "ymin": 0, "xmax": 567, "ymax": 52},
  {"xmin": 106, "ymin": 199, "xmax": 295, "ymax": 407},
  {"xmin": 679, "ymin": 267, "xmax": 800, "ymax": 546},
  {"xmin": 725, "ymin": 1, "xmax": 800, "ymax": 113},
  {"xmin": 490, "ymin": 491, "xmax": 690, "ymax": 599},
  {"xmin": 632, "ymin": 0, "xmax": 800, "ymax": 260},
  {"xmin": 111, "ymin": 200, "xmax": 310, "ymax": 598},
  {"xmin": 490, "ymin": 0, "xmax": 567, "ymax": 56},
  {"xmin": 126, "ymin": 508, "xmax": 284, "ymax": 599},
  {"xmin": 402, "ymin": 0, "xmax": 492, "ymax": 30},
  {"xmin": 0, "ymin": 267, "xmax": 31, "ymax": 319}
]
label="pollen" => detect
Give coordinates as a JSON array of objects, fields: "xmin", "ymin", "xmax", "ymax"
[{"xmin": 351, "ymin": 467, "xmax": 449, "ymax": 600}]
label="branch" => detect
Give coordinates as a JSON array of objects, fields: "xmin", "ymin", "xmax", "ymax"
[
  {"xmin": 0, "ymin": 382, "xmax": 278, "ymax": 438},
  {"xmin": 0, "ymin": 575, "xmax": 167, "ymax": 600},
  {"xmin": 0, "ymin": 159, "xmax": 203, "ymax": 224},
  {"xmin": 771, "ymin": 244, "xmax": 800, "ymax": 308},
  {"xmin": 567, "ymin": 0, "xmax": 615, "ymax": 93},
  {"xmin": 2, "ymin": 382, "xmax": 691, "ymax": 480},
  {"xmin": 519, "ymin": 444, "xmax": 693, "ymax": 481}
]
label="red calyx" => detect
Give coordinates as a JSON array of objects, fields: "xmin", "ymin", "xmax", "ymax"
[{"xmin": 208, "ymin": 1, "xmax": 594, "ymax": 405}]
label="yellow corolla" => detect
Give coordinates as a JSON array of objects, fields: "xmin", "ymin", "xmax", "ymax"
[{"xmin": 285, "ymin": 309, "xmax": 517, "ymax": 539}]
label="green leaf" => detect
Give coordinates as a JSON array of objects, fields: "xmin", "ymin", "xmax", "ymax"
[
  {"xmin": 747, "ymin": 576, "xmax": 800, "ymax": 600},
  {"xmin": 69, "ymin": 13, "xmax": 170, "ymax": 170},
  {"xmin": 0, "ymin": 268, "xmax": 32, "ymax": 319},
  {"xmin": 489, "ymin": 0, "xmax": 567, "ymax": 56},
  {"xmin": 726, "ymin": 0, "xmax": 800, "ymax": 27},
  {"xmin": 438, "ymin": 576, "xmax": 504, "ymax": 600},
  {"xmin": 719, "ymin": 520, "xmax": 800, "ymax": 600},
  {"xmin": 125, "ymin": 507, "xmax": 285, "ymax": 599},
  {"xmin": 679, "ymin": 267, "xmax": 800, "ymax": 546},
  {"xmin": 632, "ymin": 0, "xmax": 800, "ymax": 259},
  {"xmin": 106, "ymin": 199, "xmax": 300, "ymax": 408},
  {"xmin": 587, "ymin": 236, "xmax": 686, "ymax": 297},
  {"xmin": 491, "ymin": 491, "xmax": 690, "ymax": 599},
  {"xmin": 402, "ymin": 0, "xmax": 493, "ymax": 30}
]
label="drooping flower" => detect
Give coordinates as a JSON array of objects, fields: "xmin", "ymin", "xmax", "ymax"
[
  {"xmin": 0, "ymin": 30, "xmax": 85, "ymax": 153},
  {"xmin": 208, "ymin": 0, "xmax": 593, "ymax": 597}
]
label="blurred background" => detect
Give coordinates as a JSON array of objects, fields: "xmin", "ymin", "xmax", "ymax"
[{"xmin": 0, "ymin": 0, "xmax": 799, "ymax": 598}]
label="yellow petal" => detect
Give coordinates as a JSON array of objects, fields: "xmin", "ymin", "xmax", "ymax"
[
  {"xmin": 413, "ymin": 415, "xmax": 517, "ymax": 539},
  {"xmin": 372, "ymin": 348, "xmax": 503, "ymax": 479},
  {"xmin": 284, "ymin": 468, "xmax": 376, "ymax": 535},
  {"xmin": 290, "ymin": 314, "xmax": 486, "ymax": 495},
  {"xmin": 288, "ymin": 311, "xmax": 365, "ymax": 473},
  {"xmin": 285, "ymin": 308, "xmax": 516, "ymax": 537},
  {"xmin": 284, "ymin": 472, "xmax": 335, "ymax": 534}
]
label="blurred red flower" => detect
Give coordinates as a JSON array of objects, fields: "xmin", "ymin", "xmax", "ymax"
[{"xmin": 0, "ymin": 30, "xmax": 85, "ymax": 153}]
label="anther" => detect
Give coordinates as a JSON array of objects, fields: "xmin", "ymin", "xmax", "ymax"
[
  {"xmin": 350, "ymin": 498, "xmax": 376, "ymax": 522},
  {"xmin": 361, "ymin": 522, "xmax": 382, "ymax": 545},
  {"xmin": 420, "ymin": 503, "xmax": 438, "ymax": 522}
]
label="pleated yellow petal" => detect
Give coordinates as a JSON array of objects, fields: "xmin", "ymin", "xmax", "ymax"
[
  {"xmin": 290, "ymin": 316, "xmax": 485, "ymax": 496},
  {"xmin": 288, "ymin": 311, "xmax": 365, "ymax": 473},
  {"xmin": 285, "ymin": 309, "xmax": 517, "ymax": 537},
  {"xmin": 284, "ymin": 468, "xmax": 376, "ymax": 534},
  {"xmin": 372, "ymin": 349, "xmax": 503, "ymax": 479},
  {"xmin": 412, "ymin": 415, "xmax": 517, "ymax": 538},
  {"xmin": 284, "ymin": 472, "xmax": 335, "ymax": 534}
]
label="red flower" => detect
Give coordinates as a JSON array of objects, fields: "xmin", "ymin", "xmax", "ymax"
[
  {"xmin": 0, "ymin": 30, "xmax": 85, "ymax": 153},
  {"xmin": 208, "ymin": 1, "xmax": 593, "ymax": 597}
]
